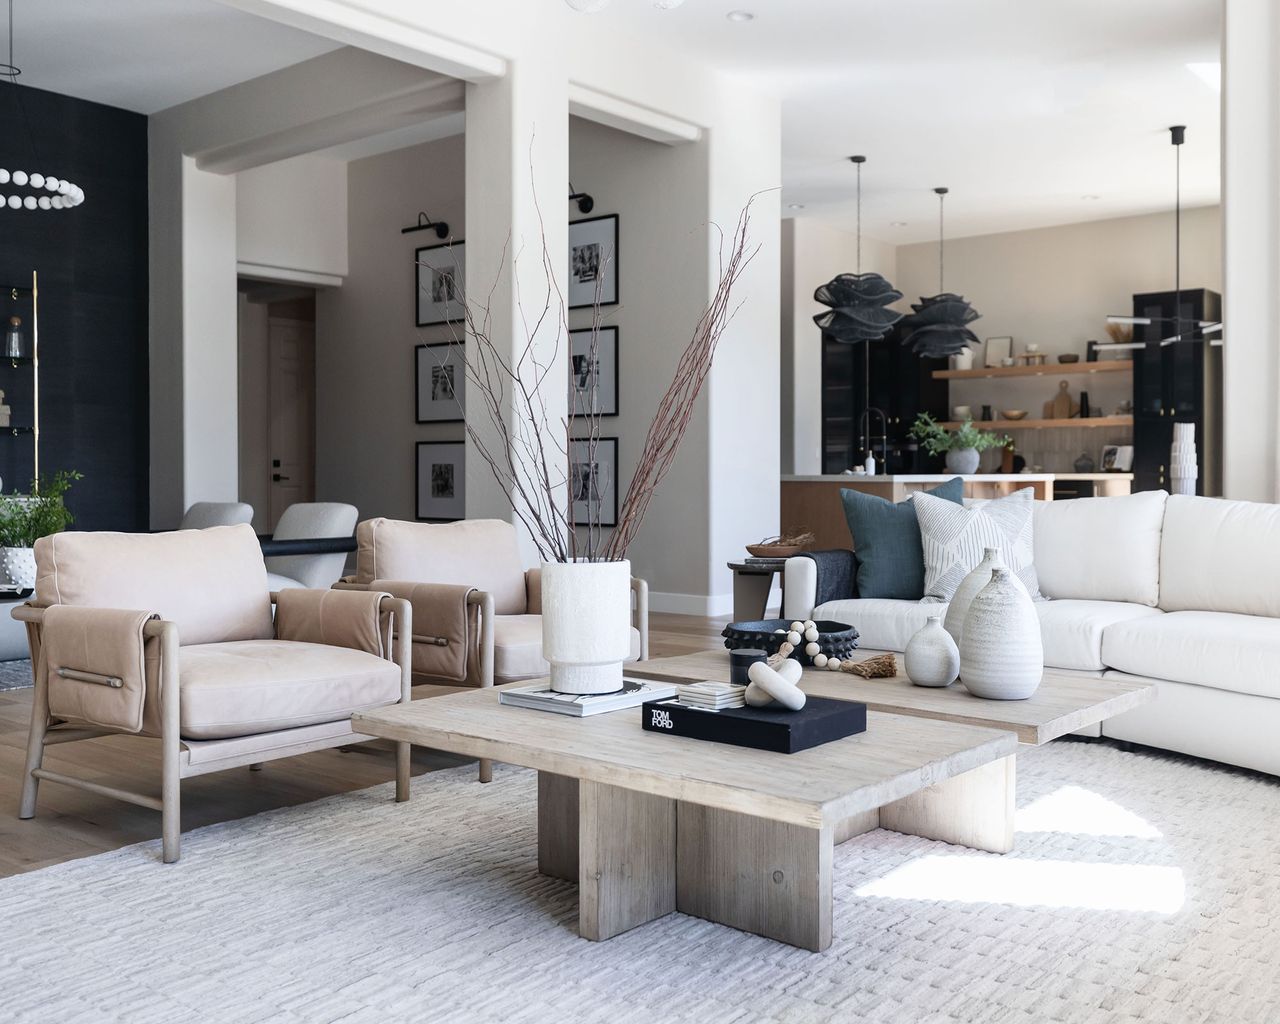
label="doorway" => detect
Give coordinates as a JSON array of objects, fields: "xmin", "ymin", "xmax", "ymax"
[{"xmin": 237, "ymin": 282, "xmax": 316, "ymax": 534}]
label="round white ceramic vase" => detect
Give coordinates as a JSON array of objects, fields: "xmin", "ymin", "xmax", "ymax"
[
  {"xmin": 959, "ymin": 567, "xmax": 1044, "ymax": 700},
  {"xmin": 944, "ymin": 546, "xmax": 1025, "ymax": 650},
  {"xmin": 541, "ymin": 559, "xmax": 633, "ymax": 694},
  {"xmin": 0, "ymin": 546, "xmax": 35, "ymax": 591},
  {"xmin": 945, "ymin": 447, "xmax": 981, "ymax": 475},
  {"xmin": 904, "ymin": 615, "xmax": 960, "ymax": 688}
]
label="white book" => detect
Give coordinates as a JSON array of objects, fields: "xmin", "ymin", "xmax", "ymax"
[{"xmin": 499, "ymin": 678, "xmax": 678, "ymax": 717}]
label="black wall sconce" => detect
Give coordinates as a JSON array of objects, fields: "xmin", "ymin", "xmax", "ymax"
[
  {"xmin": 569, "ymin": 183, "xmax": 594, "ymax": 214},
  {"xmin": 401, "ymin": 211, "xmax": 450, "ymax": 238}
]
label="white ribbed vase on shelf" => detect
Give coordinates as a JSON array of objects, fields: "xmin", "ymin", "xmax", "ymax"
[
  {"xmin": 541, "ymin": 559, "xmax": 632, "ymax": 694},
  {"xmin": 0, "ymin": 546, "xmax": 35, "ymax": 591},
  {"xmin": 943, "ymin": 547, "xmax": 1010, "ymax": 650},
  {"xmin": 904, "ymin": 616, "xmax": 960, "ymax": 688},
  {"xmin": 959, "ymin": 567, "xmax": 1044, "ymax": 700}
]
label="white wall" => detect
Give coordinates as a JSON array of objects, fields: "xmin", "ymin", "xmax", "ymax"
[
  {"xmin": 315, "ymin": 134, "xmax": 465, "ymax": 522},
  {"xmin": 236, "ymin": 154, "xmax": 349, "ymax": 280},
  {"xmin": 237, "ymin": 292, "xmax": 270, "ymax": 532},
  {"xmin": 781, "ymin": 218, "xmax": 897, "ymax": 475}
]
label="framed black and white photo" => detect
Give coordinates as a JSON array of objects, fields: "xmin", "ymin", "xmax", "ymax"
[
  {"xmin": 415, "ymin": 241, "xmax": 465, "ymax": 326},
  {"xmin": 570, "ymin": 437, "xmax": 618, "ymax": 527},
  {"xmin": 416, "ymin": 442, "xmax": 466, "ymax": 520},
  {"xmin": 415, "ymin": 343, "xmax": 465, "ymax": 423},
  {"xmin": 568, "ymin": 214, "xmax": 619, "ymax": 309},
  {"xmin": 1101, "ymin": 444, "xmax": 1135, "ymax": 473},
  {"xmin": 568, "ymin": 326, "xmax": 619, "ymax": 417}
]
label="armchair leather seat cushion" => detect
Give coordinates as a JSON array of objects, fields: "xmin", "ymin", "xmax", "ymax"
[
  {"xmin": 1035, "ymin": 599, "xmax": 1164, "ymax": 672},
  {"xmin": 1101, "ymin": 610, "xmax": 1280, "ymax": 700},
  {"xmin": 491, "ymin": 614, "xmax": 643, "ymax": 684},
  {"xmin": 177, "ymin": 640, "xmax": 400, "ymax": 739}
]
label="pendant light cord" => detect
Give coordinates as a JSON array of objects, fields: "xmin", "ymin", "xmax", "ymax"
[
  {"xmin": 1175, "ymin": 133, "xmax": 1181, "ymax": 327},
  {"xmin": 938, "ymin": 190, "xmax": 946, "ymax": 293},
  {"xmin": 856, "ymin": 159, "xmax": 862, "ymax": 274}
]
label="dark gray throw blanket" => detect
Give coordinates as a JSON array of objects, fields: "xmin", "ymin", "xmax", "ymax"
[{"xmin": 798, "ymin": 549, "xmax": 857, "ymax": 606}]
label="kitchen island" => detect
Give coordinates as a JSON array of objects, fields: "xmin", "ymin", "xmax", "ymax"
[{"xmin": 781, "ymin": 473, "xmax": 1133, "ymax": 550}]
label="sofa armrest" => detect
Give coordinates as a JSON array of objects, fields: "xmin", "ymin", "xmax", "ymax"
[
  {"xmin": 784, "ymin": 550, "xmax": 857, "ymax": 620},
  {"xmin": 525, "ymin": 567, "xmax": 542, "ymax": 615},
  {"xmin": 274, "ymin": 588, "xmax": 391, "ymax": 657}
]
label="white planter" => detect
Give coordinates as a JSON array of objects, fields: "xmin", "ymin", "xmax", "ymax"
[
  {"xmin": 541, "ymin": 559, "xmax": 633, "ymax": 694},
  {"xmin": 904, "ymin": 615, "xmax": 960, "ymax": 688},
  {"xmin": 959, "ymin": 567, "xmax": 1043, "ymax": 700},
  {"xmin": 0, "ymin": 546, "xmax": 35, "ymax": 592},
  {"xmin": 945, "ymin": 447, "xmax": 981, "ymax": 475}
]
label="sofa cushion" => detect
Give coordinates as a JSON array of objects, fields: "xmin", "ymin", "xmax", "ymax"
[
  {"xmin": 1033, "ymin": 491, "xmax": 1166, "ymax": 606},
  {"xmin": 1160, "ymin": 495, "xmax": 1280, "ymax": 617},
  {"xmin": 177, "ymin": 639, "xmax": 401, "ymax": 740},
  {"xmin": 1101, "ymin": 610, "xmax": 1280, "ymax": 700},
  {"xmin": 838, "ymin": 478, "xmax": 964, "ymax": 600},
  {"xmin": 34, "ymin": 525, "xmax": 275, "ymax": 647},
  {"xmin": 813, "ymin": 598, "xmax": 946, "ymax": 653},
  {"xmin": 355, "ymin": 518, "xmax": 526, "ymax": 615},
  {"xmin": 491, "ymin": 614, "xmax": 642, "ymax": 684},
  {"xmin": 914, "ymin": 488, "xmax": 1041, "ymax": 602},
  {"xmin": 1036, "ymin": 599, "xmax": 1163, "ymax": 672}
]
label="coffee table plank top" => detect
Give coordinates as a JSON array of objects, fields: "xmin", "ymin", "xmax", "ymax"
[
  {"xmin": 626, "ymin": 649, "xmax": 1156, "ymax": 746},
  {"xmin": 353, "ymin": 686, "xmax": 1017, "ymax": 831}
]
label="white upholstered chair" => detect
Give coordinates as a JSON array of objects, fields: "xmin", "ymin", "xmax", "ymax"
[
  {"xmin": 339, "ymin": 518, "xmax": 650, "ymax": 782},
  {"xmin": 179, "ymin": 501, "xmax": 254, "ymax": 530},
  {"xmin": 265, "ymin": 502, "xmax": 359, "ymax": 590},
  {"xmin": 14, "ymin": 524, "xmax": 412, "ymax": 863}
]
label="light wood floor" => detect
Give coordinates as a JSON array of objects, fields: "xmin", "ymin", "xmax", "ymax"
[{"xmin": 0, "ymin": 612, "xmax": 728, "ymax": 878}]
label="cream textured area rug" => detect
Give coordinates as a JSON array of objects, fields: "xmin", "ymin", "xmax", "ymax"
[{"xmin": 3, "ymin": 742, "xmax": 1278, "ymax": 1024}]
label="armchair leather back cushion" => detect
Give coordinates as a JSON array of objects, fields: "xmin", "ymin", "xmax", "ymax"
[
  {"xmin": 1033, "ymin": 490, "xmax": 1166, "ymax": 606},
  {"xmin": 355, "ymin": 518, "xmax": 527, "ymax": 615},
  {"xmin": 35, "ymin": 524, "xmax": 275, "ymax": 646},
  {"xmin": 1160, "ymin": 494, "xmax": 1280, "ymax": 616}
]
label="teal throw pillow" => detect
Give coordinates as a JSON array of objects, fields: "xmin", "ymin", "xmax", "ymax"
[{"xmin": 839, "ymin": 478, "xmax": 965, "ymax": 600}]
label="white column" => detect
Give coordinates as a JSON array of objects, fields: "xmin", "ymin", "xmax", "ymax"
[
  {"xmin": 1222, "ymin": 0, "xmax": 1280, "ymax": 502},
  {"xmin": 464, "ymin": 60, "xmax": 569, "ymax": 561}
]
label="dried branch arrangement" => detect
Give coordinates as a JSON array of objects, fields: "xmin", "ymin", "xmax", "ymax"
[{"xmin": 436, "ymin": 190, "xmax": 760, "ymax": 564}]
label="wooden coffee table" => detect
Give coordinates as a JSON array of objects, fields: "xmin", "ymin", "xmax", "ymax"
[
  {"xmin": 354, "ymin": 685, "xmax": 1017, "ymax": 952},
  {"xmin": 628, "ymin": 649, "xmax": 1156, "ymax": 745}
]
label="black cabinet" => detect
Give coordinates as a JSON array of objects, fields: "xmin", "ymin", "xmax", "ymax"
[
  {"xmin": 819, "ymin": 326, "xmax": 948, "ymax": 474},
  {"xmin": 1130, "ymin": 288, "xmax": 1222, "ymax": 494}
]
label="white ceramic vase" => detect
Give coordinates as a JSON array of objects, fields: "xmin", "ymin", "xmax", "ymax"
[
  {"xmin": 945, "ymin": 447, "xmax": 981, "ymax": 475},
  {"xmin": 541, "ymin": 559, "xmax": 632, "ymax": 694},
  {"xmin": 944, "ymin": 547, "xmax": 1008, "ymax": 649},
  {"xmin": 959, "ymin": 567, "xmax": 1044, "ymax": 700},
  {"xmin": 904, "ymin": 615, "xmax": 960, "ymax": 688},
  {"xmin": 0, "ymin": 546, "xmax": 35, "ymax": 592}
]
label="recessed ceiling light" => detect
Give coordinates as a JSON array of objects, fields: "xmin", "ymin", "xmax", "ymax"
[
  {"xmin": 726, "ymin": 10, "xmax": 755, "ymax": 23},
  {"xmin": 890, "ymin": 221, "xmax": 908, "ymax": 228},
  {"xmin": 1081, "ymin": 194, "xmax": 1100, "ymax": 201},
  {"xmin": 787, "ymin": 203, "xmax": 805, "ymax": 210}
]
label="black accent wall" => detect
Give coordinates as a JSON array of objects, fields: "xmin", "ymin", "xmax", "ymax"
[{"xmin": 0, "ymin": 82, "xmax": 149, "ymax": 531}]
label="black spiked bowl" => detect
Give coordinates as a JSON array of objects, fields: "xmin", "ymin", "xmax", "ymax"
[{"xmin": 721, "ymin": 619, "xmax": 860, "ymax": 667}]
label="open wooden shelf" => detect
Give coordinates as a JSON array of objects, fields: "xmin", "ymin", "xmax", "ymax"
[
  {"xmin": 933, "ymin": 360, "xmax": 1132, "ymax": 381},
  {"xmin": 939, "ymin": 415, "xmax": 1134, "ymax": 431}
]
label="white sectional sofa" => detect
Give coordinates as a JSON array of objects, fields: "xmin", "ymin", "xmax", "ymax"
[{"xmin": 784, "ymin": 491, "xmax": 1280, "ymax": 776}]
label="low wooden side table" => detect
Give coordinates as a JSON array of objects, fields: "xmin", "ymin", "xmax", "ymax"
[{"xmin": 726, "ymin": 557, "xmax": 787, "ymax": 620}]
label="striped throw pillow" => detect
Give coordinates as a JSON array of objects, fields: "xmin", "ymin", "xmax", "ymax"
[{"xmin": 913, "ymin": 488, "xmax": 1042, "ymax": 603}]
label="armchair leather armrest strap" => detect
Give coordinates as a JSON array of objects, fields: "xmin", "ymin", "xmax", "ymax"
[
  {"xmin": 275, "ymin": 588, "xmax": 389, "ymax": 656},
  {"xmin": 370, "ymin": 579, "xmax": 477, "ymax": 684}
]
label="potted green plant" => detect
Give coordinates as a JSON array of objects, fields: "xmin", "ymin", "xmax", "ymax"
[
  {"xmin": 909, "ymin": 414, "xmax": 1009, "ymax": 475},
  {"xmin": 0, "ymin": 470, "xmax": 81, "ymax": 592}
]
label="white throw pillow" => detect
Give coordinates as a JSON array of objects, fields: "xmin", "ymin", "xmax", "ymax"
[
  {"xmin": 1033, "ymin": 491, "xmax": 1166, "ymax": 606},
  {"xmin": 914, "ymin": 488, "xmax": 1041, "ymax": 603}
]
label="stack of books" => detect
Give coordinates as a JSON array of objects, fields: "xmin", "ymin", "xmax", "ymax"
[
  {"xmin": 499, "ymin": 678, "xmax": 677, "ymax": 717},
  {"xmin": 676, "ymin": 681, "xmax": 747, "ymax": 711}
]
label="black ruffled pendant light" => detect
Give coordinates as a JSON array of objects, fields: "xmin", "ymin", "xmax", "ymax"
[
  {"xmin": 812, "ymin": 156, "xmax": 904, "ymax": 343},
  {"xmin": 901, "ymin": 187, "xmax": 980, "ymax": 358}
]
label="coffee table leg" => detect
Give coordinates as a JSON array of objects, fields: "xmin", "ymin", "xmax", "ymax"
[
  {"xmin": 677, "ymin": 803, "xmax": 833, "ymax": 952},
  {"xmin": 537, "ymin": 772, "xmax": 579, "ymax": 881},
  {"xmin": 577, "ymin": 780, "xmax": 677, "ymax": 941},
  {"xmin": 879, "ymin": 754, "xmax": 1016, "ymax": 854}
]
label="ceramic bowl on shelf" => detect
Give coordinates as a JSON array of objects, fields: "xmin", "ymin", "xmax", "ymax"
[
  {"xmin": 1058, "ymin": 354, "xmax": 1080, "ymax": 364},
  {"xmin": 1001, "ymin": 409, "xmax": 1029, "ymax": 421},
  {"xmin": 745, "ymin": 543, "xmax": 802, "ymax": 558}
]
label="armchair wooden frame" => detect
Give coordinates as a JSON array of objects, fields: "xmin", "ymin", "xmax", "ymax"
[{"xmin": 14, "ymin": 594, "xmax": 414, "ymax": 864}]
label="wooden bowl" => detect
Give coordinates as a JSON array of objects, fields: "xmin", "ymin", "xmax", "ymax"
[
  {"xmin": 1001, "ymin": 409, "xmax": 1029, "ymax": 421},
  {"xmin": 746, "ymin": 543, "xmax": 803, "ymax": 558},
  {"xmin": 1058, "ymin": 354, "xmax": 1080, "ymax": 364}
]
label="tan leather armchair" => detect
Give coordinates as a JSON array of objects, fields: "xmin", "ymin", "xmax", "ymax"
[
  {"xmin": 339, "ymin": 518, "xmax": 650, "ymax": 783},
  {"xmin": 14, "ymin": 524, "xmax": 413, "ymax": 864}
]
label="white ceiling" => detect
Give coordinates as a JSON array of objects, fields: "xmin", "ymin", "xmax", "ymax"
[
  {"xmin": 3, "ymin": 0, "xmax": 339, "ymax": 114},
  {"xmin": 579, "ymin": 0, "xmax": 1223, "ymax": 242}
]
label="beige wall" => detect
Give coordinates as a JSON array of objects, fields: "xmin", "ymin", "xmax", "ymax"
[
  {"xmin": 236, "ymin": 154, "xmax": 349, "ymax": 280},
  {"xmin": 315, "ymin": 134, "xmax": 466, "ymax": 522}
]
